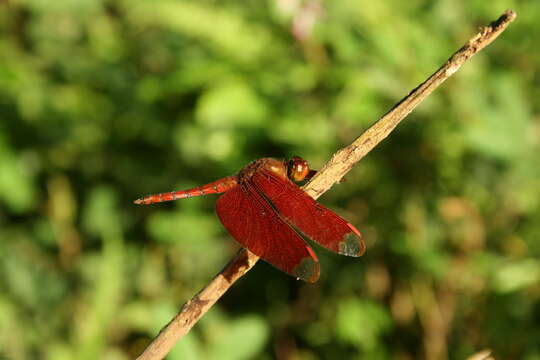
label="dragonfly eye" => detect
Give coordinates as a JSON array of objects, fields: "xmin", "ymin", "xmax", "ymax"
[{"xmin": 288, "ymin": 156, "xmax": 310, "ymax": 182}]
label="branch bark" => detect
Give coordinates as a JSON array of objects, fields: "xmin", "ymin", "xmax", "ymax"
[{"xmin": 136, "ymin": 9, "xmax": 516, "ymax": 360}]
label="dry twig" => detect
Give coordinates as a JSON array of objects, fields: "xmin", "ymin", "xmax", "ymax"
[
  {"xmin": 467, "ymin": 349, "xmax": 494, "ymax": 360},
  {"xmin": 137, "ymin": 10, "xmax": 516, "ymax": 360}
]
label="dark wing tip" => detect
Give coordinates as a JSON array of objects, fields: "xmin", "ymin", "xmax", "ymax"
[
  {"xmin": 293, "ymin": 257, "xmax": 320, "ymax": 283},
  {"xmin": 339, "ymin": 223, "xmax": 366, "ymax": 257}
]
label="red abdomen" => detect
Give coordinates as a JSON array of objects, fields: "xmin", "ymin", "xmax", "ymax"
[{"xmin": 134, "ymin": 176, "xmax": 238, "ymax": 204}]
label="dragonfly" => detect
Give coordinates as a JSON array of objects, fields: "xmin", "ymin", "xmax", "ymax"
[{"xmin": 134, "ymin": 157, "xmax": 365, "ymax": 282}]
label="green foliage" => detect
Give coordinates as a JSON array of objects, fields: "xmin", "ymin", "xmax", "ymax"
[
  {"xmin": 336, "ymin": 298, "xmax": 392, "ymax": 353},
  {"xmin": 0, "ymin": 1, "xmax": 539, "ymax": 359}
]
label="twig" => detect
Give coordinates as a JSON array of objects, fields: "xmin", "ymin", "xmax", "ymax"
[
  {"xmin": 136, "ymin": 9, "xmax": 516, "ymax": 360},
  {"xmin": 304, "ymin": 9, "xmax": 516, "ymax": 199},
  {"xmin": 136, "ymin": 249, "xmax": 259, "ymax": 360},
  {"xmin": 467, "ymin": 349, "xmax": 494, "ymax": 360}
]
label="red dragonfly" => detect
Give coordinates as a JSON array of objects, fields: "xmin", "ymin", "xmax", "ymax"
[{"xmin": 134, "ymin": 157, "xmax": 365, "ymax": 282}]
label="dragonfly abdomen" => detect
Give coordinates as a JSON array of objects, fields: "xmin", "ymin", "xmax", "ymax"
[{"xmin": 134, "ymin": 176, "xmax": 238, "ymax": 205}]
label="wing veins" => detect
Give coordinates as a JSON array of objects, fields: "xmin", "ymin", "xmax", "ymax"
[
  {"xmin": 252, "ymin": 169, "xmax": 365, "ymax": 256},
  {"xmin": 215, "ymin": 180, "xmax": 320, "ymax": 281}
]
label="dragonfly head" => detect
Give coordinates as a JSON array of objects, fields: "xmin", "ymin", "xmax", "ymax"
[{"xmin": 287, "ymin": 156, "xmax": 310, "ymax": 182}]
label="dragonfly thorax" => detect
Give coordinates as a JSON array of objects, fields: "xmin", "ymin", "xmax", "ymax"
[{"xmin": 238, "ymin": 158, "xmax": 289, "ymax": 184}]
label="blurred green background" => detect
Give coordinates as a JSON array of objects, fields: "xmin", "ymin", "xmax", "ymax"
[{"xmin": 0, "ymin": 0, "xmax": 538, "ymax": 359}]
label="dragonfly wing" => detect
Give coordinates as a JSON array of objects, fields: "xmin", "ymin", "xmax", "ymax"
[
  {"xmin": 215, "ymin": 183, "xmax": 320, "ymax": 282},
  {"xmin": 252, "ymin": 170, "xmax": 365, "ymax": 257}
]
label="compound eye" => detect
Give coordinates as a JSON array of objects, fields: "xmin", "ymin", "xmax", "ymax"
[{"xmin": 288, "ymin": 156, "xmax": 310, "ymax": 182}]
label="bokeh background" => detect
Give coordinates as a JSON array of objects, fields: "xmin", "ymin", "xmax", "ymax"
[{"xmin": 1, "ymin": 1, "xmax": 539, "ymax": 359}]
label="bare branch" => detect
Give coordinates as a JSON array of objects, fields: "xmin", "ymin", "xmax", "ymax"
[
  {"xmin": 304, "ymin": 9, "xmax": 517, "ymax": 199},
  {"xmin": 136, "ymin": 9, "xmax": 516, "ymax": 360},
  {"xmin": 136, "ymin": 249, "xmax": 259, "ymax": 360}
]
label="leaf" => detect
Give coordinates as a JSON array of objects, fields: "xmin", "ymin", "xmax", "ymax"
[
  {"xmin": 196, "ymin": 78, "xmax": 268, "ymax": 128},
  {"xmin": 336, "ymin": 298, "xmax": 392, "ymax": 351},
  {"xmin": 492, "ymin": 259, "xmax": 540, "ymax": 293},
  {"xmin": 206, "ymin": 315, "xmax": 269, "ymax": 360}
]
